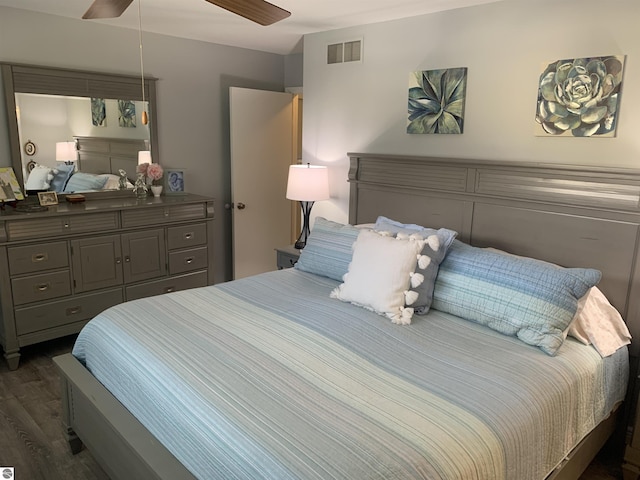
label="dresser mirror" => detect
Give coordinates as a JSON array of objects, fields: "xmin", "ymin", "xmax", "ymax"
[{"xmin": 1, "ymin": 63, "xmax": 159, "ymax": 198}]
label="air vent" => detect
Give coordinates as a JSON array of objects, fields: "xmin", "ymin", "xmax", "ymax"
[{"xmin": 327, "ymin": 40, "xmax": 362, "ymax": 64}]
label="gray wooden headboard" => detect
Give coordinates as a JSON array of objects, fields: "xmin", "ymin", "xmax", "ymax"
[
  {"xmin": 348, "ymin": 152, "xmax": 640, "ymax": 355},
  {"xmin": 75, "ymin": 136, "xmax": 147, "ymax": 182}
]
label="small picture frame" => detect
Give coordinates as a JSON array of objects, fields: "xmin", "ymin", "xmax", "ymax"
[
  {"xmin": 38, "ymin": 191, "xmax": 59, "ymax": 206},
  {"xmin": 165, "ymin": 168, "xmax": 186, "ymax": 195}
]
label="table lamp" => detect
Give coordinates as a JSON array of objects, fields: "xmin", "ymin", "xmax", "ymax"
[{"xmin": 286, "ymin": 164, "xmax": 330, "ymax": 249}]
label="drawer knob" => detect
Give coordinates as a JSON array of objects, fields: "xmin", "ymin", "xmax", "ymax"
[
  {"xmin": 32, "ymin": 253, "xmax": 48, "ymax": 263},
  {"xmin": 184, "ymin": 233, "xmax": 193, "ymax": 240},
  {"xmin": 165, "ymin": 286, "xmax": 175, "ymax": 293},
  {"xmin": 35, "ymin": 283, "xmax": 50, "ymax": 292},
  {"xmin": 115, "ymin": 257, "xmax": 122, "ymax": 265},
  {"xmin": 63, "ymin": 222, "xmax": 70, "ymax": 229},
  {"xmin": 125, "ymin": 256, "xmax": 131, "ymax": 263},
  {"xmin": 185, "ymin": 257, "xmax": 194, "ymax": 264},
  {"xmin": 66, "ymin": 306, "xmax": 82, "ymax": 316}
]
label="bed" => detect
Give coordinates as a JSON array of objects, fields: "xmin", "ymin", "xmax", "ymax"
[
  {"xmin": 23, "ymin": 137, "xmax": 143, "ymax": 194},
  {"xmin": 54, "ymin": 153, "xmax": 640, "ymax": 480}
]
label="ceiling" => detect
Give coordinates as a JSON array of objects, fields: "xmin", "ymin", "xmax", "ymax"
[{"xmin": 0, "ymin": 0, "xmax": 505, "ymax": 55}]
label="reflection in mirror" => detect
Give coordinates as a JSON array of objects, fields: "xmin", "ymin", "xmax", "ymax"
[
  {"xmin": 17, "ymin": 93, "xmax": 150, "ymax": 193},
  {"xmin": 2, "ymin": 63, "xmax": 158, "ymax": 197}
]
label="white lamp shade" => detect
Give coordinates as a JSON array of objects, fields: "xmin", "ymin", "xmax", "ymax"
[
  {"xmin": 138, "ymin": 150, "xmax": 152, "ymax": 165},
  {"xmin": 55, "ymin": 142, "xmax": 76, "ymax": 162},
  {"xmin": 286, "ymin": 164, "xmax": 330, "ymax": 201}
]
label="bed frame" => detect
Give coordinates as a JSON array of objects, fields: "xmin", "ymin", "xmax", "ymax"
[{"xmin": 54, "ymin": 153, "xmax": 640, "ymax": 480}]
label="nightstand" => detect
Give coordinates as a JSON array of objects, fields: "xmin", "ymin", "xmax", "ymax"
[
  {"xmin": 623, "ymin": 375, "xmax": 640, "ymax": 479},
  {"xmin": 276, "ymin": 245, "xmax": 301, "ymax": 270}
]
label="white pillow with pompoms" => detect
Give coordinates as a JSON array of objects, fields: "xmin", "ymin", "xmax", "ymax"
[
  {"xmin": 25, "ymin": 164, "xmax": 54, "ymax": 191},
  {"xmin": 330, "ymin": 229, "xmax": 427, "ymax": 325}
]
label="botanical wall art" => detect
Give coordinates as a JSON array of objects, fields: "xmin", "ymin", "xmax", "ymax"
[
  {"xmin": 118, "ymin": 100, "xmax": 137, "ymax": 128},
  {"xmin": 535, "ymin": 55, "xmax": 625, "ymax": 137},
  {"xmin": 407, "ymin": 67, "xmax": 467, "ymax": 134},
  {"xmin": 91, "ymin": 98, "xmax": 106, "ymax": 126}
]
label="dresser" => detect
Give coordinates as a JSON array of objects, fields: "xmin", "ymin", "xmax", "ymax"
[{"xmin": 0, "ymin": 194, "xmax": 214, "ymax": 370}]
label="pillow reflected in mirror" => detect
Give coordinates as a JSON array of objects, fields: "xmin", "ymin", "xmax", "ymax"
[
  {"xmin": 64, "ymin": 172, "xmax": 108, "ymax": 192},
  {"xmin": 25, "ymin": 164, "xmax": 54, "ymax": 191},
  {"xmin": 50, "ymin": 164, "xmax": 75, "ymax": 192}
]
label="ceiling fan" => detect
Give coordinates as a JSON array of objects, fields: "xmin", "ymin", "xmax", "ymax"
[{"xmin": 82, "ymin": 0, "xmax": 291, "ymax": 26}]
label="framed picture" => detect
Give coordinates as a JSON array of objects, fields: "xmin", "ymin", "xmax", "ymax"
[
  {"xmin": 165, "ymin": 168, "xmax": 186, "ymax": 195},
  {"xmin": 38, "ymin": 191, "xmax": 58, "ymax": 206},
  {"xmin": 407, "ymin": 67, "xmax": 468, "ymax": 134},
  {"xmin": 535, "ymin": 55, "xmax": 625, "ymax": 137},
  {"xmin": 0, "ymin": 167, "xmax": 24, "ymax": 201},
  {"xmin": 24, "ymin": 140, "xmax": 37, "ymax": 156}
]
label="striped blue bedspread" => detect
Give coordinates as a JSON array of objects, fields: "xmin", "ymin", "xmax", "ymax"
[{"xmin": 72, "ymin": 269, "xmax": 628, "ymax": 480}]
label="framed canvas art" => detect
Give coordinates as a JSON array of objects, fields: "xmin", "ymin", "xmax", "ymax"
[
  {"xmin": 91, "ymin": 98, "xmax": 107, "ymax": 127},
  {"xmin": 407, "ymin": 67, "xmax": 467, "ymax": 134},
  {"xmin": 118, "ymin": 100, "xmax": 136, "ymax": 128},
  {"xmin": 535, "ymin": 55, "xmax": 625, "ymax": 137}
]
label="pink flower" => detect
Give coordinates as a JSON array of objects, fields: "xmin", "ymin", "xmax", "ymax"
[{"xmin": 146, "ymin": 163, "xmax": 164, "ymax": 181}]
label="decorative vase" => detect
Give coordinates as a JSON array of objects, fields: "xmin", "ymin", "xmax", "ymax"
[
  {"xmin": 151, "ymin": 185, "xmax": 163, "ymax": 197},
  {"xmin": 133, "ymin": 173, "xmax": 148, "ymax": 199}
]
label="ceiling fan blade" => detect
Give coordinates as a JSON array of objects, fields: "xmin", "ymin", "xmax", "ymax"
[
  {"xmin": 205, "ymin": 0, "xmax": 291, "ymax": 26},
  {"xmin": 82, "ymin": 0, "xmax": 134, "ymax": 19}
]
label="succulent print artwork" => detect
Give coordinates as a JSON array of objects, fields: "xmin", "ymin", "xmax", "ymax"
[
  {"xmin": 407, "ymin": 68, "xmax": 467, "ymax": 134},
  {"xmin": 535, "ymin": 55, "xmax": 625, "ymax": 137},
  {"xmin": 91, "ymin": 98, "xmax": 106, "ymax": 127},
  {"xmin": 118, "ymin": 100, "xmax": 137, "ymax": 128}
]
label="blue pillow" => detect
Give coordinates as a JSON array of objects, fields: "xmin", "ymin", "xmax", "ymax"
[
  {"xmin": 64, "ymin": 172, "xmax": 108, "ymax": 192},
  {"xmin": 50, "ymin": 164, "xmax": 75, "ymax": 192},
  {"xmin": 374, "ymin": 216, "xmax": 457, "ymax": 314},
  {"xmin": 432, "ymin": 240, "xmax": 602, "ymax": 355},
  {"xmin": 295, "ymin": 217, "xmax": 361, "ymax": 281}
]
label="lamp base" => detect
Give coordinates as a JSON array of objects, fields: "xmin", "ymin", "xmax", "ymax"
[{"xmin": 294, "ymin": 201, "xmax": 314, "ymax": 250}]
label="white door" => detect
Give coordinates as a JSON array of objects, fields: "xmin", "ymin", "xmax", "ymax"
[{"xmin": 230, "ymin": 87, "xmax": 294, "ymax": 279}]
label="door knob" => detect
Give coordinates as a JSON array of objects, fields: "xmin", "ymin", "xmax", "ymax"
[{"xmin": 237, "ymin": 203, "xmax": 246, "ymax": 210}]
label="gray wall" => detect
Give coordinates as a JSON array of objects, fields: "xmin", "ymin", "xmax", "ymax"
[
  {"xmin": 0, "ymin": 6, "xmax": 291, "ymax": 283},
  {"xmin": 302, "ymin": 0, "xmax": 640, "ymax": 223}
]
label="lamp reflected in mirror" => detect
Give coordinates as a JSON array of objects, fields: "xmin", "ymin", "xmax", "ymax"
[
  {"xmin": 55, "ymin": 141, "xmax": 77, "ymax": 166},
  {"xmin": 138, "ymin": 150, "xmax": 152, "ymax": 165}
]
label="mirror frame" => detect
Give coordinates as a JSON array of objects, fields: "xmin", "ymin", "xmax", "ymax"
[{"xmin": 1, "ymin": 62, "xmax": 158, "ymax": 198}]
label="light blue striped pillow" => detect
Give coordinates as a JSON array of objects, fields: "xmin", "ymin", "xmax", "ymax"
[
  {"xmin": 295, "ymin": 217, "xmax": 361, "ymax": 281},
  {"xmin": 64, "ymin": 172, "xmax": 108, "ymax": 192},
  {"xmin": 432, "ymin": 240, "xmax": 601, "ymax": 355}
]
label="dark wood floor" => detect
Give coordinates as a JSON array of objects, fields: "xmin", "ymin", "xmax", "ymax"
[{"xmin": 0, "ymin": 335, "xmax": 626, "ymax": 480}]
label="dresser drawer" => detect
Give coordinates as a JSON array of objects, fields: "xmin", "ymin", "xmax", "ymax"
[
  {"xmin": 12, "ymin": 270, "xmax": 72, "ymax": 306},
  {"xmin": 122, "ymin": 204, "xmax": 206, "ymax": 228},
  {"xmin": 125, "ymin": 271, "xmax": 208, "ymax": 301},
  {"xmin": 8, "ymin": 241, "xmax": 69, "ymax": 275},
  {"xmin": 14, "ymin": 288, "xmax": 123, "ymax": 336},
  {"xmin": 167, "ymin": 223, "xmax": 207, "ymax": 250},
  {"xmin": 7, "ymin": 212, "xmax": 119, "ymax": 240},
  {"xmin": 169, "ymin": 247, "xmax": 208, "ymax": 275}
]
